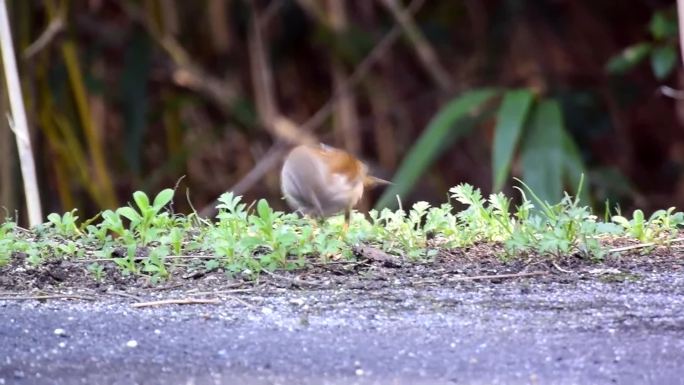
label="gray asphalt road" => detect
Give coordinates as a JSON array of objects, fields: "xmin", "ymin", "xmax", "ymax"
[{"xmin": 2, "ymin": 272, "xmax": 684, "ymax": 385}]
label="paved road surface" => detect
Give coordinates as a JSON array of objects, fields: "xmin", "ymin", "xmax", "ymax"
[{"xmin": 2, "ymin": 273, "xmax": 684, "ymax": 385}]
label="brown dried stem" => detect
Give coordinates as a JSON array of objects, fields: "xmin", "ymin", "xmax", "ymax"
[
  {"xmin": 131, "ymin": 298, "xmax": 221, "ymax": 308},
  {"xmin": 379, "ymin": 0, "xmax": 453, "ymax": 92}
]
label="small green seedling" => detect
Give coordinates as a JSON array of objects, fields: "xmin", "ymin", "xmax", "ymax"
[
  {"xmin": 2, "ymin": 181, "xmax": 683, "ymax": 283},
  {"xmin": 47, "ymin": 209, "xmax": 82, "ymax": 237},
  {"xmin": 88, "ymin": 263, "xmax": 105, "ymax": 281},
  {"xmin": 116, "ymin": 189, "xmax": 175, "ymax": 245}
]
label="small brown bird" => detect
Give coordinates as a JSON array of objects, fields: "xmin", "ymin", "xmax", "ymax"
[{"xmin": 280, "ymin": 144, "xmax": 390, "ymax": 223}]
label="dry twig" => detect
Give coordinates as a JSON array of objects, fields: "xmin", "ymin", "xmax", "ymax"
[
  {"xmin": 223, "ymin": 295, "xmax": 256, "ymax": 309},
  {"xmin": 23, "ymin": 16, "xmax": 64, "ymax": 59},
  {"xmin": 187, "ymin": 288, "xmax": 256, "ymax": 296},
  {"xmin": 131, "ymin": 298, "xmax": 221, "ymax": 308},
  {"xmin": 261, "ymin": 269, "xmax": 320, "ymax": 288},
  {"xmin": 0, "ymin": 293, "xmax": 95, "ymax": 301},
  {"xmin": 607, "ymin": 237, "xmax": 684, "ymax": 253},
  {"xmin": 108, "ymin": 291, "xmax": 143, "ymax": 301},
  {"xmin": 551, "ymin": 261, "xmax": 573, "ymax": 274},
  {"xmin": 75, "ymin": 255, "xmax": 217, "ymax": 263},
  {"xmin": 446, "ymin": 271, "xmax": 548, "ymax": 282}
]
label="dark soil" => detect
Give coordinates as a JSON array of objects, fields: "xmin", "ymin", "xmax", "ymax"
[{"xmin": 2, "ymin": 239, "xmax": 683, "ymax": 300}]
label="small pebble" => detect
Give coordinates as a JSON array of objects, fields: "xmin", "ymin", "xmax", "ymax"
[
  {"xmin": 289, "ymin": 298, "xmax": 305, "ymax": 306},
  {"xmin": 126, "ymin": 340, "xmax": 138, "ymax": 348},
  {"xmin": 53, "ymin": 328, "xmax": 66, "ymax": 337}
]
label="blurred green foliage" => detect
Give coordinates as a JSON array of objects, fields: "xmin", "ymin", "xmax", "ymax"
[{"xmin": 606, "ymin": 9, "xmax": 679, "ymax": 80}]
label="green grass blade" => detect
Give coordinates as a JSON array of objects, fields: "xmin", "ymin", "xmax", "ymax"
[
  {"xmin": 520, "ymin": 99, "xmax": 564, "ymax": 205},
  {"xmin": 561, "ymin": 129, "xmax": 589, "ymax": 205},
  {"xmin": 492, "ymin": 89, "xmax": 534, "ymax": 191},
  {"xmin": 375, "ymin": 88, "xmax": 498, "ymax": 209}
]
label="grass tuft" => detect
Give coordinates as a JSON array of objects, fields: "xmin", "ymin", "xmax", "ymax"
[{"xmin": 0, "ymin": 183, "xmax": 682, "ymax": 282}]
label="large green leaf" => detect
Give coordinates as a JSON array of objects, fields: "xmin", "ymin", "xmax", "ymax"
[
  {"xmin": 520, "ymin": 100, "xmax": 564, "ymax": 204},
  {"xmin": 492, "ymin": 89, "xmax": 534, "ymax": 191},
  {"xmin": 374, "ymin": 88, "xmax": 498, "ymax": 209},
  {"xmin": 649, "ymin": 11, "xmax": 678, "ymax": 41},
  {"xmin": 651, "ymin": 45, "xmax": 677, "ymax": 80},
  {"xmin": 605, "ymin": 43, "xmax": 651, "ymax": 75}
]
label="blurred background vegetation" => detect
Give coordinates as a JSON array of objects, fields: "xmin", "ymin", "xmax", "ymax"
[{"xmin": 1, "ymin": 0, "xmax": 682, "ymax": 225}]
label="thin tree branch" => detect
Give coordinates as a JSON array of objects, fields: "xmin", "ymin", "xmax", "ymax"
[
  {"xmin": 23, "ymin": 15, "xmax": 64, "ymax": 59},
  {"xmin": 379, "ymin": 0, "xmax": 453, "ymax": 92},
  {"xmin": 607, "ymin": 237, "xmax": 684, "ymax": 253},
  {"xmin": 121, "ymin": 2, "xmax": 238, "ymax": 115}
]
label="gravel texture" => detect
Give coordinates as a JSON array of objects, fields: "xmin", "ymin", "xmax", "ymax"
[{"xmin": 2, "ymin": 271, "xmax": 684, "ymax": 385}]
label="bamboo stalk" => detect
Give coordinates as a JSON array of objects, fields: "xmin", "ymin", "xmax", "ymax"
[
  {"xmin": 0, "ymin": 66, "xmax": 13, "ymax": 219},
  {"xmin": 45, "ymin": 0, "xmax": 117, "ymax": 210},
  {"xmin": 0, "ymin": 0, "xmax": 42, "ymax": 226},
  {"xmin": 60, "ymin": 40, "xmax": 118, "ymax": 209}
]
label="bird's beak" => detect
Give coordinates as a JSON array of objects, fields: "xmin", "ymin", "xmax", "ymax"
[{"xmin": 364, "ymin": 175, "xmax": 393, "ymax": 188}]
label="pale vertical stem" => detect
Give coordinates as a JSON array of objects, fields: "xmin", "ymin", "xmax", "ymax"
[
  {"xmin": 678, "ymin": 0, "xmax": 684, "ymax": 65},
  {"xmin": 0, "ymin": 80, "xmax": 13, "ymax": 218},
  {"xmin": 0, "ymin": 0, "xmax": 43, "ymax": 226}
]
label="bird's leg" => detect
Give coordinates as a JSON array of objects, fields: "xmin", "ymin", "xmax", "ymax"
[
  {"xmin": 342, "ymin": 208, "xmax": 351, "ymax": 236},
  {"xmin": 307, "ymin": 215, "xmax": 321, "ymax": 234},
  {"xmin": 296, "ymin": 210, "xmax": 319, "ymax": 240}
]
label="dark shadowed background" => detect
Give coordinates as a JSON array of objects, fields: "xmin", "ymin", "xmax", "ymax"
[{"xmin": 1, "ymin": 0, "xmax": 682, "ymax": 225}]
